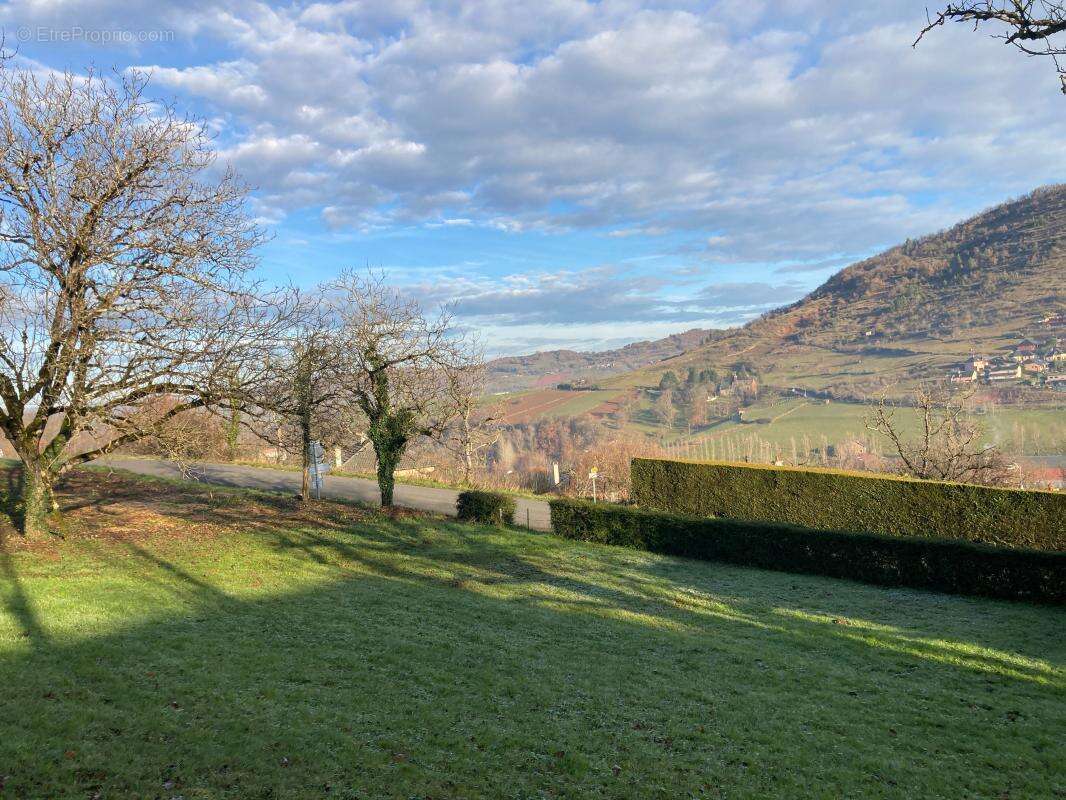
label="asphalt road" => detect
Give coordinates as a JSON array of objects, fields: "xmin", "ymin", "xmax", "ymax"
[{"xmin": 102, "ymin": 458, "xmax": 554, "ymax": 532}]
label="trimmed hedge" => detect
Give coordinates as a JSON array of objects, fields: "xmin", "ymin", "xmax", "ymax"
[
  {"xmin": 631, "ymin": 458, "xmax": 1065, "ymax": 551},
  {"xmin": 456, "ymin": 490, "xmax": 516, "ymax": 526},
  {"xmin": 549, "ymin": 498, "xmax": 1066, "ymax": 603}
]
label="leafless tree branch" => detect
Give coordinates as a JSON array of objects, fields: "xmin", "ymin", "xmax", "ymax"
[
  {"xmin": 327, "ymin": 270, "xmax": 482, "ymax": 506},
  {"xmin": 915, "ymin": 1, "xmax": 1066, "ymax": 92},
  {"xmin": 866, "ymin": 384, "xmax": 1016, "ymax": 486},
  {"xmin": 0, "ymin": 65, "xmax": 285, "ymax": 534}
]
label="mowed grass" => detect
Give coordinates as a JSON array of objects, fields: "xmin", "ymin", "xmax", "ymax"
[{"xmin": 0, "ymin": 470, "xmax": 1063, "ymax": 799}]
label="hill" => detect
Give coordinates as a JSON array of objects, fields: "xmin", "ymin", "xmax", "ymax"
[
  {"xmin": 491, "ymin": 186, "xmax": 1066, "ymax": 398},
  {"xmin": 484, "ymin": 186, "xmax": 1066, "ymax": 463},
  {"xmin": 609, "ymin": 185, "xmax": 1066, "ymax": 397},
  {"xmin": 485, "ymin": 327, "xmax": 714, "ymax": 392}
]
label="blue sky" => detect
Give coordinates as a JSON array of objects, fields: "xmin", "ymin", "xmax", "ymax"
[{"xmin": 4, "ymin": 0, "xmax": 1065, "ymax": 354}]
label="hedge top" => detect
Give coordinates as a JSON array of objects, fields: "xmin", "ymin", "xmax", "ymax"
[
  {"xmin": 630, "ymin": 457, "xmax": 1066, "ymax": 552},
  {"xmin": 637, "ymin": 456, "xmax": 1062, "ymax": 495}
]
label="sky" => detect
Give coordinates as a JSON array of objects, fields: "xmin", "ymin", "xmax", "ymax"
[{"xmin": 3, "ymin": 0, "xmax": 1066, "ymax": 355}]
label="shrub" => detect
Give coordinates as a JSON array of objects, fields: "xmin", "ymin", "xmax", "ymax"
[
  {"xmin": 631, "ymin": 458, "xmax": 1065, "ymax": 551},
  {"xmin": 549, "ymin": 498, "xmax": 1066, "ymax": 603},
  {"xmin": 456, "ymin": 490, "xmax": 516, "ymax": 526}
]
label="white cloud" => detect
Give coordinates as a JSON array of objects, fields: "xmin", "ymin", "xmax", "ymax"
[
  {"xmin": 29, "ymin": 0, "xmax": 1049, "ymax": 257},
  {"xmin": 4, "ymin": 0, "xmax": 1065, "ymax": 347}
]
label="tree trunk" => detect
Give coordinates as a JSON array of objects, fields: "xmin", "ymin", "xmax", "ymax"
[
  {"xmin": 226, "ymin": 403, "xmax": 241, "ymax": 462},
  {"xmin": 18, "ymin": 459, "xmax": 56, "ymax": 539},
  {"xmin": 299, "ymin": 410, "xmax": 312, "ymax": 502},
  {"xmin": 461, "ymin": 413, "xmax": 473, "ymax": 485},
  {"xmin": 375, "ymin": 444, "xmax": 399, "ymax": 508}
]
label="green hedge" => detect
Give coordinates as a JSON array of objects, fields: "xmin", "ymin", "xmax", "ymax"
[
  {"xmin": 456, "ymin": 490, "xmax": 516, "ymax": 526},
  {"xmin": 549, "ymin": 498, "xmax": 1066, "ymax": 603},
  {"xmin": 631, "ymin": 458, "xmax": 1065, "ymax": 551}
]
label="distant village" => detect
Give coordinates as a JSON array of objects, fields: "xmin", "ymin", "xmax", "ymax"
[{"xmin": 949, "ymin": 318, "xmax": 1066, "ymax": 389}]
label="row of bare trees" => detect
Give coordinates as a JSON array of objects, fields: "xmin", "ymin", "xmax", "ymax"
[
  {"xmin": 254, "ymin": 276, "xmax": 487, "ymax": 508},
  {"xmin": 0, "ymin": 65, "xmax": 490, "ymax": 537}
]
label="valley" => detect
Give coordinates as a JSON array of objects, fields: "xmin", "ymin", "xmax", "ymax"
[{"xmin": 483, "ymin": 187, "xmax": 1066, "ymax": 481}]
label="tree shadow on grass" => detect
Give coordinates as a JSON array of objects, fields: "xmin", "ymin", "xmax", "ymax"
[
  {"xmin": 263, "ymin": 517, "xmax": 1065, "ymax": 688},
  {"xmin": 0, "ymin": 548, "xmax": 47, "ymax": 648},
  {"xmin": 1, "ymin": 464, "xmax": 1062, "ymax": 795},
  {"xmin": 0, "ymin": 531, "xmax": 1062, "ymax": 800},
  {"xmin": 15, "ymin": 461, "xmax": 1063, "ymax": 690}
]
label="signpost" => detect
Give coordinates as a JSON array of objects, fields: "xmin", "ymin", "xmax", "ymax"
[
  {"xmin": 589, "ymin": 467, "xmax": 598, "ymax": 503},
  {"xmin": 309, "ymin": 441, "xmax": 329, "ymax": 500}
]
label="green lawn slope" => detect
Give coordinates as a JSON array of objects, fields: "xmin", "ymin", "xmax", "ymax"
[{"xmin": 0, "ymin": 468, "xmax": 1062, "ymax": 798}]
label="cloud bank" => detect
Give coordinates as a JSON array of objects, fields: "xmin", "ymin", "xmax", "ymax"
[{"xmin": 4, "ymin": 0, "xmax": 1064, "ymax": 351}]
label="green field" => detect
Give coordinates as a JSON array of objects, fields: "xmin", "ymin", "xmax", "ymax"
[
  {"xmin": 658, "ymin": 401, "xmax": 1066, "ymax": 458},
  {"xmin": 544, "ymin": 389, "xmax": 623, "ymax": 418},
  {"xmin": 0, "ymin": 468, "xmax": 1063, "ymax": 798}
]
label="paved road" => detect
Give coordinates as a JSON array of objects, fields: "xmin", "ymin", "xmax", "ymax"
[{"xmin": 102, "ymin": 458, "xmax": 554, "ymax": 532}]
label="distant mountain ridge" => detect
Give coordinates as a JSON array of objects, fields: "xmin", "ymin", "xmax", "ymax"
[
  {"xmin": 784, "ymin": 184, "xmax": 1066, "ymax": 343},
  {"xmin": 485, "ymin": 328, "xmax": 714, "ymax": 392}
]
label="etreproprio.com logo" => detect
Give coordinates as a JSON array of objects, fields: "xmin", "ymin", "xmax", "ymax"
[{"xmin": 14, "ymin": 26, "xmax": 175, "ymax": 44}]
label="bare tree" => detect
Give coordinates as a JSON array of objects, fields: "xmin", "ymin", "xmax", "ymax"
[
  {"xmin": 329, "ymin": 271, "xmax": 477, "ymax": 507},
  {"xmin": 254, "ymin": 296, "xmax": 359, "ymax": 500},
  {"xmin": 441, "ymin": 359, "xmax": 498, "ymax": 485},
  {"xmin": 0, "ymin": 66, "xmax": 280, "ymax": 536},
  {"xmin": 866, "ymin": 384, "xmax": 1015, "ymax": 486},
  {"xmin": 915, "ymin": 1, "xmax": 1066, "ymax": 92},
  {"xmin": 653, "ymin": 388, "xmax": 675, "ymax": 426}
]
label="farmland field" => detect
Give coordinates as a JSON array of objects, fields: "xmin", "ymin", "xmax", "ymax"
[
  {"xmin": 490, "ymin": 388, "xmax": 629, "ymax": 424},
  {"xmin": 661, "ymin": 401, "xmax": 1066, "ymax": 458},
  {"xmin": 494, "ymin": 377, "xmax": 1066, "ymax": 459},
  {"xmin": 543, "ymin": 389, "xmax": 627, "ymax": 418}
]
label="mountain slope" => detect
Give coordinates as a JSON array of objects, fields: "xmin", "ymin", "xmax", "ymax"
[{"xmin": 608, "ymin": 185, "xmax": 1066, "ymax": 396}]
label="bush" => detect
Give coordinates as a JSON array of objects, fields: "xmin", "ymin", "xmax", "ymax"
[
  {"xmin": 456, "ymin": 490, "xmax": 516, "ymax": 526},
  {"xmin": 549, "ymin": 498, "xmax": 1066, "ymax": 603},
  {"xmin": 631, "ymin": 458, "xmax": 1065, "ymax": 551}
]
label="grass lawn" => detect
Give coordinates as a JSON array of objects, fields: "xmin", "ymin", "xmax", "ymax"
[{"xmin": 0, "ymin": 469, "xmax": 1063, "ymax": 798}]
